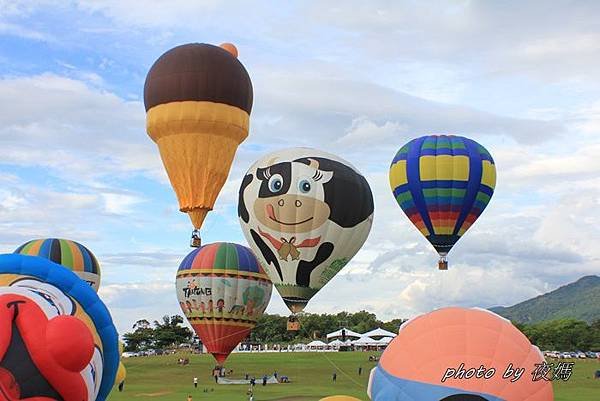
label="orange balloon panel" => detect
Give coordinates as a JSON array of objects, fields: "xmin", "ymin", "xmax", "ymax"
[{"xmin": 368, "ymin": 307, "xmax": 553, "ymax": 401}]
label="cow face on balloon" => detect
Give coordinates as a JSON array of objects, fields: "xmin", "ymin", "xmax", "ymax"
[
  {"xmin": 239, "ymin": 148, "xmax": 374, "ymax": 313},
  {"xmin": 252, "ymin": 158, "xmax": 334, "ymax": 236}
]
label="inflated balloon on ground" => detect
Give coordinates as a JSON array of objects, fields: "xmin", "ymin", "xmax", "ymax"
[
  {"xmin": 368, "ymin": 307, "xmax": 553, "ymax": 401},
  {"xmin": 14, "ymin": 238, "xmax": 101, "ymax": 291},
  {"xmin": 0, "ymin": 254, "xmax": 119, "ymax": 401}
]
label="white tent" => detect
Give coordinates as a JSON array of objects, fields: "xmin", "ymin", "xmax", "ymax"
[
  {"xmin": 328, "ymin": 339, "xmax": 346, "ymax": 347},
  {"xmin": 352, "ymin": 336, "xmax": 377, "ymax": 346},
  {"xmin": 326, "ymin": 327, "xmax": 362, "ymax": 340},
  {"xmin": 307, "ymin": 340, "xmax": 327, "ymax": 349},
  {"xmin": 378, "ymin": 336, "xmax": 394, "ymax": 344},
  {"xmin": 363, "ymin": 327, "xmax": 397, "ymax": 339}
]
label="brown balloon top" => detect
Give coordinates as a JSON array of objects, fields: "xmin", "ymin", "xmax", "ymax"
[{"xmin": 144, "ymin": 43, "xmax": 253, "ymax": 113}]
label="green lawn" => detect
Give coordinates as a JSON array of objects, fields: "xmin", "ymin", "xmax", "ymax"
[{"xmin": 108, "ymin": 352, "xmax": 599, "ymax": 401}]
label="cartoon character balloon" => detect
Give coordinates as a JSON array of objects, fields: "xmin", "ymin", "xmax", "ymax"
[
  {"xmin": 144, "ymin": 42, "xmax": 253, "ymax": 247},
  {"xmin": 0, "ymin": 254, "xmax": 119, "ymax": 401},
  {"xmin": 389, "ymin": 135, "xmax": 496, "ymax": 269},
  {"xmin": 175, "ymin": 243, "xmax": 272, "ymax": 365},
  {"xmin": 368, "ymin": 307, "xmax": 553, "ymax": 401},
  {"xmin": 14, "ymin": 238, "xmax": 101, "ymax": 291},
  {"xmin": 238, "ymin": 148, "xmax": 374, "ymax": 314}
]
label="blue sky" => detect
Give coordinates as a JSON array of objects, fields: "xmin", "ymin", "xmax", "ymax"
[{"xmin": 1, "ymin": 1, "xmax": 599, "ymax": 335}]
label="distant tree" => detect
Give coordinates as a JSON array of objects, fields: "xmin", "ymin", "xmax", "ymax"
[
  {"xmin": 153, "ymin": 315, "xmax": 193, "ymax": 349},
  {"xmin": 123, "ymin": 320, "xmax": 155, "ymax": 352}
]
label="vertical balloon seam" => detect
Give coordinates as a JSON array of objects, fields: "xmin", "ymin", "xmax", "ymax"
[{"xmin": 408, "ymin": 136, "xmax": 434, "ymax": 237}]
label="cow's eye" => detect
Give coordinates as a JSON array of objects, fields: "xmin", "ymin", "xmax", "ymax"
[
  {"xmin": 299, "ymin": 180, "xmax": 311, "ymax": 193},
  {"xmin": 268, "ymin": 174, "xmax": 284, "ymax": 193}
]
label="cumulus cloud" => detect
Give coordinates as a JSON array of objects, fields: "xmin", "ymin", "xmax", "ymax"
[
  {"xmin": 0, "ymin": 2, "xmax": 598, "ymax": 331},
  {"xmin": 0, "ymin": 73, "xmax": 163, "ymax": 182}
]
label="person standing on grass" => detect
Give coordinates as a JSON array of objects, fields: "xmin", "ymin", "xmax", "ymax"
[
  {"xmin": 193, "ymin": 377, "xmax": 198, "ymax": 388},
  {"xmin": 187, "ymin": 395, "xmax": 192, "ymax": 401},
  {"xmin": 332, "ymin": 372, "xmax": 337, "ymax": 383},
  {"xmin": 358, "ymin": 366, "xmax": 362, "ymax": 376}
]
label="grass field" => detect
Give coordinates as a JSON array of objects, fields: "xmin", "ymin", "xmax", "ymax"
[{"xmin": 108, "ymin": 352, "xmax": 600, "ymax": 401}]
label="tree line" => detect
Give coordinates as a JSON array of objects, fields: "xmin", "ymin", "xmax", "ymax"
[{"xmin": 122, "ymin": 311, "xmax": 600, "ymax": 352}]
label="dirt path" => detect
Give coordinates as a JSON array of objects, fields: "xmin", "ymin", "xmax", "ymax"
[{"xmin": 134, "ymin": 391, "xmax": 173, "ymax": 397}]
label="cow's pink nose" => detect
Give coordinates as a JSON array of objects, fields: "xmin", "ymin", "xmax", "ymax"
[{"xmin": 295, "ymin": 200, "xmax": 302, "ymax": 207}]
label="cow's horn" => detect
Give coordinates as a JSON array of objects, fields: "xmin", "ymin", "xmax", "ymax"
[{"xmin": 307, "ymin": 158, "xmax": 319, "ymax": 169}]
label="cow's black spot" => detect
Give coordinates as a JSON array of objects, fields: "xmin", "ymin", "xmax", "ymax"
[
  {"xmin": 256, "ymin": 162, "xmax": 292, "ymax": 198},
  {"xmin": 296, "ymin": 242, "xmax": 334, "ymax": 287},
  {"xmin": 295, "ymin": 157, "xmax": 374, "ymax": 228},
  {"xmin": 250, "ymin": 229, "xmax": 282, "ymax": 281},
  {"xmin": 238, "ymin": 173, "xmax": 254, "ymax": 223},
  {"xmin": 440, "ymin": 395, "xmax": 489, "ymax": 401}
]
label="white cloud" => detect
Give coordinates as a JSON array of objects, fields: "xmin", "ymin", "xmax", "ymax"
[{"xmin": 0, "ymin": 2, "xmax": 598, "ymax": 330}]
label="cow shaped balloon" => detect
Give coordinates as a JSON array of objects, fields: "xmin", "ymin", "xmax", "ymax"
[{"xmin": 238, "ymin": 147, "xmax": 374, "ymax": 314}]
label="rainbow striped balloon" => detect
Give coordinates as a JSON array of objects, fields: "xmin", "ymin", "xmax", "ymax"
[
  {"xmin": 389, "ymin": 135, "xmax": 496, "ymax": 269},
  {"xmin": 14, "ymin": 238, "xmax": 101, "ymax": 291},
  {"xmin": 176, "ymin": 242, "xmax": 272, "ymax": 365}
]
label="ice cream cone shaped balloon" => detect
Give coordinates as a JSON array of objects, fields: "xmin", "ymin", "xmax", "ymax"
[{"xmin": 144, "ymin": 42, "xmax": 253, "ymax": 245}]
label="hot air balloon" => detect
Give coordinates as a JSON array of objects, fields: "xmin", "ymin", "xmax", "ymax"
[
  {"xmin": 144, "ymin": 42, "xmax": 253, "ymax": 247},
  {"xmin": 0, "ymin": 254, "xmax": 119, "ymax": 401},
  {"xmin": 238, "ymin": 148, "xmax": 374, "ymax": 327},
  {"xmin": 113, "ymin": 341, "xmax": 127, "ymax": 392},
  {"xmin": 175, "ymin": 243, "xmax": 272, "ymax": 366},
  {"xmin": 389, "ymin": 135, "xmax": 496, "ymax": 270},
  {"xmin": 14, "ymin": 238, "xmax": 101, "ymax": 291},
  {"xmin": 367, "ymin": 307, "xmax": 553, "ymax": 401}
]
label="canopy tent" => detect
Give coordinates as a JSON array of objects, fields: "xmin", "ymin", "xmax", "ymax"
[
  {"xmin": 363, "ymin": 327, "xmax": 397, "ymax": 339},
  {"xmin": 326, "ymin": 328, "xmax": 362, "ymax": 340},
  {"xmin": 307, "ymin": 340, "xmax": 327, "ymax": 347},
  {"xmin": 328, "ymin": 339, "xmax": 346, "ymax": 347},
  {"xmin": 352, "ymin": 336, "xmax": 378, "ymax": 346},
  {"xmin": 378, "ymin": 336, "xmax": 394, "ymax": 344}
]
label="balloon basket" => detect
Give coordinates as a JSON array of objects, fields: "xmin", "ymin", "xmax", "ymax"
[
  {"xmin": 190, "ymin": 230, "xmax": 201, "ymax": 248},
  {"xmin": 287, "ymin": 315, "xmax": 300, "ymax": 331},
  {"xmin": 438, "ymin": 256, "xmax": 448, "ymax": 270}
]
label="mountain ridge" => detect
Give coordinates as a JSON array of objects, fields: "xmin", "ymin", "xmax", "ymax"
[{"xmin": 489, "ymin": 275, "xmax": 600, "ymax": 324}]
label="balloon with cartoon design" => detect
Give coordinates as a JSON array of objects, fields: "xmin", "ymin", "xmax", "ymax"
[
  {"xmin": 238, "ymin": 147, "xmax": 374, "ymax": 314},
  {"xmin": 175, "ymin": 242, "xmax": 272, "ymax": 366},
  {"xmin": 0, "ymin": 254, "xmax": 119, "ymax": 401},
  {"xmin": 14, "ymin": 238, "xmax": 101, "ymax": 291}
]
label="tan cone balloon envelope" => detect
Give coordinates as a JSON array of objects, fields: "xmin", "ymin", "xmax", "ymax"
[{"xmin": 144, "ymin": 42, "xmax": 253, "ymax": 244}]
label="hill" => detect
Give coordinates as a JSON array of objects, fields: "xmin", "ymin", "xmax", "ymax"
[{"xmin": 490, "ymin": 275, "xmax": 600, "ymax": 324}]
